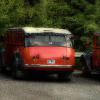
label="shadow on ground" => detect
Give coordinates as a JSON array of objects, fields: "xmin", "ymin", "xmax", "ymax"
[
  {"xmin": 0, "ymin": 71, "xmax": 71, "ymax": 83},
  {"xmin": 82, "ymin": 74, "xmax": 100, "ymax": 82},
  {"xmin": 1, "ymin": 70, "xmax": 100, "ymax": 83},
  {"xmin": 74, "ymin": 70, "xmax": 100, "ymax": 82}
]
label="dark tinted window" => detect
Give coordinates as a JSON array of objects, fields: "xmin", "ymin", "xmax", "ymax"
[
  {"xmin": 25, "ymin": 33, "xmax": 73, "ymax": 47},
  {"xmin": 51, "ymin": 35, "xmax": 66, "ymax": 43},
  {"xmin": 32, "ymin": 35, "xmax": 49, "ymax": 42}
]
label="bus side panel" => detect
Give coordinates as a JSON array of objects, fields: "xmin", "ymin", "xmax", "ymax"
[
  {"xmin": 93, "ymin": 34, "xmax": 100, "ymax": 69},
  {"xmin": 93, "ymin": 49, "xmax": 100, "ymax": 68},
  {"xmin": 4, "ymin": 30, "xmax": 24, "ymax": 65}
]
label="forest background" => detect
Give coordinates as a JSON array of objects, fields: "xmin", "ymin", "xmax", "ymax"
[{"xmin": 0, "ymin": 0, "xmax": 100, "ymax": 50}]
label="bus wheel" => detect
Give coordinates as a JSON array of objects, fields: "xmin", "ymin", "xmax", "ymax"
[
  {"xmin": 0, "ymin": 55, "xmax": 6, "ymax": 73},
  {"xmin": 58, "ymin": 73, "xmax": 65, "ymax": 80},
  {"xmin": 12, "ymin": 68, "xmax": 24, "ymax": 79},
  {"xmin": 0, "ymin": 66, "xmax": 6, "ymax": 73},
  {"xmin": 58, "ymin": 72, "xmax": 72, "ymax": 80}
]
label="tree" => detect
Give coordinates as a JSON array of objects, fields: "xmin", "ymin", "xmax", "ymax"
[{"xmin": 0, "ymin": 0, "xmax": 100, "ymax": 37}]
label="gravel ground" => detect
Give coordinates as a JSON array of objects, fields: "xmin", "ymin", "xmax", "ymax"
[{"xmin": 0, "ymin": 71, "xmax": 100, "ymax": 100}]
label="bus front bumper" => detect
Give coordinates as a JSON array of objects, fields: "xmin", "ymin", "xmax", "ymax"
[{"xmin": 23, "ymin": 64, "xmax": 74, "ymax": 71}]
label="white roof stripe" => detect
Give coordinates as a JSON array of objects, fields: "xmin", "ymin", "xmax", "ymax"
[
  {"xmin": 22, "ymin": 27, "xmax": 71, "ymax": 35},
  {"xmin": 9, "ymin": 27, "xmax": 72, "ymax": 35}
]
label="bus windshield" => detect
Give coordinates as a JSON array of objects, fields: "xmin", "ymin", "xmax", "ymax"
[{"xmin": 25, "ymin": 33, "xmax": 73, "ymax": 47}]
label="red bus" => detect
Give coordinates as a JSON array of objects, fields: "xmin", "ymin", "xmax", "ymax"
[
  {"xmin": 0, "ymin": 27, "xmax": 75, "ymax": 79},
  {"xmin": 80, "ymin": 32, "xmax": 100, "ymax": 75}
]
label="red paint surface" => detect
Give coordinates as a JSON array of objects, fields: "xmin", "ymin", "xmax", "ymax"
[
  {"xmin": 20, "ymin": 47, "xmax": 75, "ymax": 67},
  {"xmin": 93, "ymin": 34, "xmax": 100, "ymax": 68}
]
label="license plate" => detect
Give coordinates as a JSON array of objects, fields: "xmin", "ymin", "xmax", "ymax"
[{"xmin": 48, "ymin": 60, "xmax": 55, "ymax": 64}]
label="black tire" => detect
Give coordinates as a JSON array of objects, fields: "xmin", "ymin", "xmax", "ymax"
[
  {"xmin": 12, "ymin": 67, "xmax": 24, "ymax": 79},
  {"xmin": 0, "ymin": 66, "xmax": 7, "ymax": 74},
  {"xmin": 0, "ymin": 52, "xmax": 6, "ymax": 73},
  {"xmin": 0, "ymin": 54, "xmax": 2, "ymax": 72},
  {"xmin": 58, "ymin": 72, "xmax": 72, "ymax": 80},
  {"xmin": 11, "ymin": 57, "xmax": 24, "ymax": 79},
  {"xmin": 0, "ymin": 50, "xmax": 3, "ymax": 72}
]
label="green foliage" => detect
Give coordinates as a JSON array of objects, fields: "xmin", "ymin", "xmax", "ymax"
[{"xmin": 0, "ymin": 0, "xmax": 100, "ymax": 36}]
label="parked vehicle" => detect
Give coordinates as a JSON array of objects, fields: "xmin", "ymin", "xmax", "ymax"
[
  {"xmin": 80, "ymin": 32, "xmax": 100, "ymax": 76},
  {"xmin": 0, "ymin": 27, "xmax": 75, "ymax": 79}
]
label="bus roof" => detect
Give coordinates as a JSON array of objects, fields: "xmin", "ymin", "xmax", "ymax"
[{"xmin": 9, "ymin": 27, "xmax": 72, "ymax": 35}]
